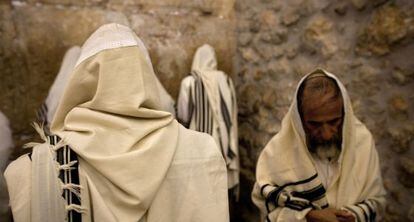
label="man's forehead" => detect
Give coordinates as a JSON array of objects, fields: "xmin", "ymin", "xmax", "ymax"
[
  {"xmin": 302, "ymin": 87, "xmax": 342, "ymax": 105},
  {"xmin": 302, "ymin": 95, "xmax": 343, "ymax": 120}
]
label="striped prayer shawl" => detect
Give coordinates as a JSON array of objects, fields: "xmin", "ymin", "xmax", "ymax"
[
  {"xmin": 192, "ymin": 71, "xmax": 213, "ymax": 135},
  {"xmin": 258, "ymin": 173, "xmax": 329, "ymax": 222},
  {"xmin": 29, "ymin": 135, "xmax": 82, "ymax": 222},
  {"xmin": 190, "ymin": 70, "xmax": 236, "ymax": 160},
  {"xmin": 252, "ymin": 69, "xmax": 386, "ymax": 222},
  {"xmin": 343, "ymin": 200, "xmax": 377, "ymax": 222},
  {"xmin": 51, "ymin": 135, "xmax": 82, "ymax": 222}
]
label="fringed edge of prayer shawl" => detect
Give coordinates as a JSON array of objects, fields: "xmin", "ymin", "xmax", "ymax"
[
  {"xmin": 255, "ymin": 173, "xmax": 329, "ymax": 222},
  {"xmin": 24, "ymin": 122, "xmax": 84, "ymax": 222}
]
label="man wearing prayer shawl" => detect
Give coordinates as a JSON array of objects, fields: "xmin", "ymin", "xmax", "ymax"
[
  {"xmin": 177, "ymin": 44, "xmax": 240, "ymax": 199},
  {"xmin": 4, "ymin": 23, "xmax": 229, "ymax": 222},
  {"xmin": 252, "ymin": 69, "xmax": 386, "ymax": 222},
  {"xmin": 0, "ymin": 111, "xmax": 13, "ymax": 221}
]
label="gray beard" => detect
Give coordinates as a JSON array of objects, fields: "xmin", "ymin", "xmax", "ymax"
[{"xmin": 313, "ymin": 143, "xmax": 341, "ymax": 161}]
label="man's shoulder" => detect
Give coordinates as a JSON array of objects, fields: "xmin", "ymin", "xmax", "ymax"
[
  {"xmin": 353, "ymin": 117, "xmax": 374, "ymax": 143},
  {"xmin": 180, "ymin": 75, "xmax": 195, "ymax": 87},
  {"xmin": 4, "ymin": 154, "xmax": 31, "ymax": 182}
]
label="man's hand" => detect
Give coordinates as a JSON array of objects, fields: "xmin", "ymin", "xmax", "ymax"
[
  {"xmin": 306, "ymin": 208, "xmax": 354, "ymax": 222},
  {"xmin": 335, "ymin": 210, "xmax": 355, "ymax": 222},
  {"xmin": 306, "ymin": 208, "xmax": 339, "ymax": 222}
]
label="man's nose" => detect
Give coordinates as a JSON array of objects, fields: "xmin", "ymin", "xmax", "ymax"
[{"xmin": 320, "ymin": 124, "xmax": 334, "ymax": 141}]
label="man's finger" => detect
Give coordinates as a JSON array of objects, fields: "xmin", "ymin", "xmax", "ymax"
[{"xmin": 335, "ymin": 209, "xmax": 354, "ymax": 217}]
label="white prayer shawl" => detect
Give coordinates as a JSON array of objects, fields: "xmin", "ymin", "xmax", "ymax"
[
  {"xmin": 0, "ymin": 112, "xmax": 13, "ymax": 171},
  {"xmin": 4, "ymin": 24, "xmax": 228, "ymax": 222},
  {"xmin": 252, "ymin": 69, "xmax": 386, "ymax": 222},
  {"xmin": 0, "ymin": 112, "xmax": 13, "ymax": 221},
  {"xmin": 5, "ymin": 124, "xmax": 70, "ymax": 222},
  {"xmin": 37, "ymin": 46, "xmax": 81, "ymax": 127},
  {"xmin": 177, "ymin": 44, "xmax": 239, "ymax": 190}
]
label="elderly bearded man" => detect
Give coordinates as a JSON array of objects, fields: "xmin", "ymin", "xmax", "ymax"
[{"xmin": 252, "ymin": 69, "xmax": 386, "ymax": 222}]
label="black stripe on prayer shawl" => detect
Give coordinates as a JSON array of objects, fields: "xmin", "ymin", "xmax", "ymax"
[
  {"xmin": 193, "ymin": 71, "xmax": 212, "ymax": 134},
  {"xmin": 344, "ymin": 206, "xmax": 362, "ymax": 222},
  {"xmin": 260, "ymin": 184, "xmax": 271, "ymax": 197},
  {"xmin": 220, "ymin": 91, "xmax": 236, "ymax": 160},
  {"xmin": 285, "ymin": 193, "xmax": 314, "ymax": 211},
  {"xmin": 356, "ymin": 203, "xmax": 369, "ymax": 222},
  {"xmin": 191, "ymin": 71, "xmax": 215, "ymax": 143},
  {"xmin": 199, "ymin": 76, "xmax": 203, "ymax": 132},
  {"xmin": 200, "ymin": 75, "xmax": 205, "ymax": 132},
  {"xmin": 193, "ymin": 73, "xmax": 198, "ymax": 131},
  {"xmin": 285, "ymin": 200, "xmax": 311, "ymax": 211},
  {"xmin": 36, "ymin": 102, "xmax": 48, "ymax": 125},
  {"xmin": 206, "ymin": 84, "xmax": 212, "ymax": 134},
  {"xmin": 196, "ymin": 73, "xmax": 202, "ymax": 132},
  {"xmin": 321, "ymin": 203, "xmax": 329, "ymax": 209},
  {"xmin": 220, "ymin": 91, "xmax": 231, "ymax": 136},
  {"xmin": 51, "ymin": 135, "xmax": 82, "ymax": 222},
  {"xmin": 264, "ymin": 173, "xmax": 319, "ymax": 212},
  {"xmin": 291, "ymin": 184, "xmax": 326, "ymax": 202},
  {"xmin": 277, "ymin": 173, "xmax": 318, "ymax": 189},
  {"xmin": 195, "ymin": 74, "xmax": 200, "ymax": 131},
  {"xmin": 360, "ymin": 200, "xmax": 376, "ymax": 222},
  {"xmin": 265, "ymin": 186, "xmax": 279, "ymax": 212},
  {"xmin": 365, "ymin": 200, "xmax": 376, "ymax": 222}
]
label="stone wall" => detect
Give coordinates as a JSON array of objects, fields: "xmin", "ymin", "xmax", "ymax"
[
  {"xmin": 0, "ymin": 0, "xmax": 236, "ymax": 152},
  {"xmin": 234, "ymin": 0, "xmax": 414, "ymax": 221},
  {"xmin": 1, "ymin": 0, "xmax": 414, "ymax": 221}
]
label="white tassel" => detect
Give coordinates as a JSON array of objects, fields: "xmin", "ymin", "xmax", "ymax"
[
  {"xmin": 23, "ymin": 142, "xmax": 43, "ymax": 149},
  {"xmin": 66, "ymin": 204, "xmax": 86, "ymax": 214},
  {"xmin": 61, "ymin": 183, "xmax": 82, "ymax": 200},
  {"xmin": 32, "ymin": 122, "xmax": 48, "ymax": 142},
  {"xmin": 58, "ymin": 161, "xmax": 78, "ymax": 171},
  {"xmin": 23, "ymin": 122, "xmax": 50, "ymax": 149},
  {"xmin": 52, "ymin": 138, "xmax": 68, "ymax": 151}
]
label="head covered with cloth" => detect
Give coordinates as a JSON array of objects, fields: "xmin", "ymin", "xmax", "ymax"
[
  {"xmin": 5, "ymin": 23, "xmax": 229, "ymax": 222},
  {"xmin": 252, "ymin": 69, "xmax": 386, "ymax": 222}
]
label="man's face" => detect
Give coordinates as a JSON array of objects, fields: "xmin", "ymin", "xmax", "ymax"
[{"xmin": 301, "ymin": 91, "xmax": 343, "ymax": 152}]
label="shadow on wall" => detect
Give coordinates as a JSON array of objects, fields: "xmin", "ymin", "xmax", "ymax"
[{"xmin": 231, "ymin": 175, "xmax": 260, "ymax": 222}]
